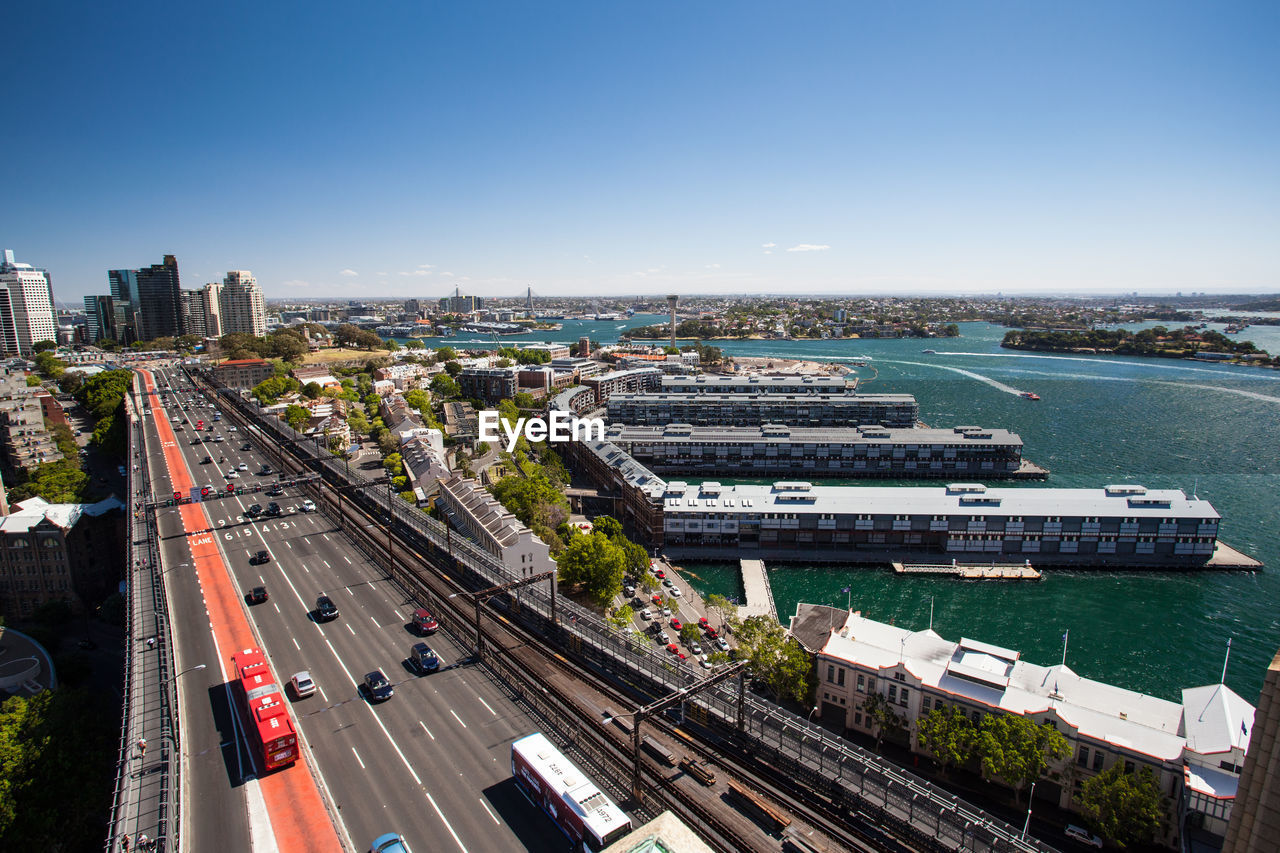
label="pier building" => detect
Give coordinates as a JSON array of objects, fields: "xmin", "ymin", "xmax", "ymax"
[{"xmin": 606, "ymin": 391, "xmax": 919, "ymax": 429}]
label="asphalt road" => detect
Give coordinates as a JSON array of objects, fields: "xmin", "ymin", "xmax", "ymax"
[{"xmin": 145, "ymin": 368, "xmax": 571, "ymax": 853}]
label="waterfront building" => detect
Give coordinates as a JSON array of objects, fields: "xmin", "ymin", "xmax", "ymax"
[
  {"xmin": 550, "ymin": 356, "xmax": 603, "ymax": 379},
  {"xmin": 607, "ymin": 423, "xmax": 1040, "ymax": 479},
  {"xmin": 659, "ymin": 373, "xmax": 852, "ymax": 395},
  {"xmin": 218, "ymin": 271, "xmax": 266, "ymax": 337},
  {"xmin": 518, "ymin": 342, "xmax": 571, "ymax": 360},
  {"xmin": 437, "ymin": 475, "xmax": 554, "ymax": 574},
  {"xmin": 662, "ymin": 481, "xmax": 1222, "ymax": 566},
  {"xmin": 806, "ymin": 604, "xmax": 1252, "ymax": 848},
  {"xmin": 607, "ymin": 391, "xmax": 919, "ymax": 429},
  {"xmin": 0, "ymin": 250, "xmax": 58, "ymax": 356}
]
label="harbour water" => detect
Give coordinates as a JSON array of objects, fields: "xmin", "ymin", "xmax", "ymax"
[{"xmin": 405, "ymin": 316, "xmax": 1280, "ymax": 702}]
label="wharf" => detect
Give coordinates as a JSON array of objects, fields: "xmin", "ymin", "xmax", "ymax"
[
  {"xmin": 739, "ymin": 559, "xmax": 779, "ymax": 620},
  {"xmin": 892, "ymin": 561, "xmax": 1043, "ymax": 580}
]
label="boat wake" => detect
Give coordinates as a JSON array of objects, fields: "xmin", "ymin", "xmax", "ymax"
[
  {"xmin": 889, "ymin": 360, "xmax": 1026, "ymax": 396},
  {"xmin": 937, "ymin": 351, "xmax": 1280, "ymax": 380},
  {"xmin": 1153, "ymin": 382, "xmax": 1280, "ymax": 405}
]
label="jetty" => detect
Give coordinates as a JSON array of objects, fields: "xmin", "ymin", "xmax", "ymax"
[
  {"xmin": 892, "ymin": 561, "xmax": 1042, "ymax": 581},
  {"xmin": 738, "ymin": 559, "xmax": 779, "ymax": 620}
]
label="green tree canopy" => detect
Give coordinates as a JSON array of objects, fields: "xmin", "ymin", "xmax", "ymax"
[
  {"xmin": 430, "ymin": 374, "xmax": 460, "ymax": 397},
  {"xmin": 916, "ymin": 706, "xmax": 978, "ymax": 777},
  {"xmin": 251, "ymin": 375, "xmax": 300, "ymax": 404},
  {"xmin": 734, "ymin": 615, "xmax": 813, "ymax": 704},
  {"xmin": 556, "ymin": 530, "xmax": 626, "ymax": 607},
  {"xmin": 433, "ymin": 346, "xmax": 457, "ymax": 361},
  {"xmin": 283, "ymin": 404, "xmax": 310, "ymax": 431},
  {"xmin": 1078, "ymin": 763, "xmax": 1165, "ymax": 848},
  {"xmin": 976, "ymin": 713, "xmax": 1070, "ymax": 804}
]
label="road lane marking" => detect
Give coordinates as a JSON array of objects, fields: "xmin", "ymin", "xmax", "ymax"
[
  {"xmin": 449, "ymin": 709, "xmax": 467, "ymax": 729},
  {"xmin": 292, "ymin": 638, "xmax": 300, "ymax": 650},
  {"xmin": 347, "ymin": 588, "xmax": 354, "ymax": 596},
  {"xmin": 425, "ymin": 791, "xmax": 469, "ymax": 853},
  {"xmin": 477, "ymin": 696, "xmax": 497, "ymax": 717},
  {"xmin": 479, "ymin": 798, "xmax": 501, "ymax": 825},
  {"xmin": 343, "ymin": 555, "xmax": 351, "ymax": 564},
  {"xmin": 346, "ymin": 624, "xmax": 355, "ymax": 636},
  {"xmin": 419, "ymin": 721, "xmax": 435, "ymax": 740},
  {"xmin": 273, "ymin": 602, "xmax": 280, "ymax": 613},
  {"xmin": 351, "ymin": 747, "xmax": 365, "ymax": 770},
  {"xmin": 370, "ymin": 616, "xmax": 380, "ymax": 628},
  {"xmin": 323, "ymin": 560, "xmax": 331, "ymax": 569}
]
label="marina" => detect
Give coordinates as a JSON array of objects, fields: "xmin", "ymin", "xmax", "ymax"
[{"xmin": 737, "ymin": 559, "xmax": 779, "ymax": 620}]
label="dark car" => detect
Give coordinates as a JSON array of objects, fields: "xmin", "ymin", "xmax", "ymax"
[
  {"xmin": 260, "ymin": 464, "xmax": 273, "ymax": 474},
  {"xmin": 363, "ymin": 670, "xmax": 394, "ymax": 702},
  {"xmin": 411, "ymin": 608, "xmax": 438, "ymax": 635},
  {"xmin": 242, "ymin": 443, "xmax": 252, "ymax": 451},
  {"xmin": 201, "ymin": 456, "xmax": 212, "ymax": 464},
  {"xmin": 408, "ymin": 643, "xmax": 439, "ymax": 675},
  {"xmin": 245, "ymin": 503, "xmax": 263, "ymax": 517},
  {"xmin": 265, "ymin": 502, "xmax": 282, "ymax": 517},
  {"xmin": 250, "ymin": 550, "xmax": 270, "ymax": 565},
  {"xmin": 266, "ymin": 485, "xmax": 284, "ymax": 497},
  {"xmin": 247, "ymin": 586, "xmax": 268, "ymax": 604},
  {"xmin": 315, "ymin": 595, "xmax": 339, "ymax": 621}
]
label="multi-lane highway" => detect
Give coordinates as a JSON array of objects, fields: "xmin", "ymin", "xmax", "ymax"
[{"xmin": 140, "ymin": 367, "xmax": 568, "ymax": 853}]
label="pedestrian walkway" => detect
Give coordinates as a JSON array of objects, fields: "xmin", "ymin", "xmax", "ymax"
[
  {"xmin": 738, "ymin": 559, "xmax": 779, "ymax": 620},
  {"xmin": 108, "ymin": 378, "xmax": 180, "ymax": 852}
]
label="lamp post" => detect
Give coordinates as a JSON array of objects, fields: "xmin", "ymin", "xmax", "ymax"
[
  {"xmin": 176, "ymin": 663, "xmax": 207, "ymax": 679},
  {"xmin": 1021, "ymin": 780, "xmax": 1036, "ymax": 840}
]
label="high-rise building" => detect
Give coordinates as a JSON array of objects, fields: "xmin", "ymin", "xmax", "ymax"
[
  {"xmin": 0, "ymin": 250, "xmax": 59, "ymax": 356},
  {"xmin": 202, "ymin": 281, "xmax": 224, "ymax": 338},
  {"xmin": 218, "ymin": 271, "xmax": 265, "ymax": 336},
  {"xmin": 180, "ymin": 290, "xmax": 212, "ymax": 338},
  {"xmin": 108, "ymin": 255, "xmax": 182, "ymax": 342},
  {"xmin": 404, "ymin": 299, "xmax": 422, "ymax": 316},
  {"xmin": 107, "ymin": 268, "xmax": 141, "ymax": 344},
  {"xmin": 83, "ymin": 295, "xmax": 116, "ymax": 343}
]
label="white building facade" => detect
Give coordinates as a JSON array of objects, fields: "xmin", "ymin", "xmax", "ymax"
[
  {"xmin": 0, "ymin": 250, "xmax": 58, "ymax": 356},
  {"xmin": 218, "ymin": 271, "xmax": 265, "ymax": 337}
]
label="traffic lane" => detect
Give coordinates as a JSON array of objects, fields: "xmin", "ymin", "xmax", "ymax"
[
  {"xmin": 145, "ymin": 411, "xmax": 254, "ymax": 852},
  {"xmin": 223, "ymin": 511, "xmax": 495, "ymax": 853},
  {"xmin": 218, "ymin": 497, "xmax": 561, "ymax": 853}
]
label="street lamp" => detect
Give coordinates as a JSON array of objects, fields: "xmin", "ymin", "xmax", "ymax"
[
  {"xmin": 176, "ymin": 663, "xmax": 207, "ymax": 679},
  {"xmin": 1021, "ymin": 780, "xmax": 1036, "ymax": 840}
]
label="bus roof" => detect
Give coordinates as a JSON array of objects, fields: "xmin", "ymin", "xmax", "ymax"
[{"xmin": 512, "ymin": 733, "xmax": 629, "ymax": 838}]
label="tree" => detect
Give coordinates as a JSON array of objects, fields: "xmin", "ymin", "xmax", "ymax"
[
  {"xmin": 734, "ymin": 615, "xmax": 812, "ymax": 704},
  {"xmin": 512, "ymin": 391, "xmax": 536, "ymax": 409},
  {"xmin": 283, "ymin": 405, "xmax": 310, "ymax": 431},
  {"xmin": 976, "ymin": 714, "xmax": 1070, "ymax": 805},
  {"xmin": 382, "ymin": 452, "xmax": 404, "ymax": 476},
  {"xmin": 405, "ymin": 339, "xmax": 424, "ymax": 350},
  {"xmin": 556, "ymin": 530, "xmax": 626, "ymax": 607},
  {"xmin": 377, "ymin": 430, "xmax": 400, "ymax": 456},
  {"xmin": 594, "ymin": 515, "xmax": 623, "ymax": 539},
  {"xmin": 434, "ymin": 346, "xmax": 457, "ymax": 361},
  {"xmin": 916, "ymin": 707, "xmax": 978, "ymax": 778},
  {"xmin": 251, "ymin": 375, "xmax": 300, "ymax": 404},
  {"xmin": 705, "ymin": 593, "xmax": 738, "ymax": 631},
  {"xmin": 31, "ymin": 340, "xmax": 57, "ymax": 353},
  {"xmin": 608, "ymin": 604, "xmax": 635, "ymax": 630},
  {"xmin": 302, "ymin": 381, "xmax": 322, "ymax": 399},
  {"xmin": 430, "ymin": 374, "xmax": 460, "ymax": 398},
  {"xmin": 1078, "ymin": 763, "xmax": 1165, "ymax": 848},
  {"xmin": 862, "ymin": 692, "xmax": 908, "ymax": 753},
  {"xmin": 679, "ymin": 623, "xmax": 702, "ymax": 645},
  {"xmin": 443, "ymin": 360, "xmax": 462, "ymax": 376}
]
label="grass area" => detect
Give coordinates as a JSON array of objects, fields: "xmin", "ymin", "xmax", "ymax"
[{"xmin": 300, "ymin": 347, "xmax": 394, "ymax": 364}]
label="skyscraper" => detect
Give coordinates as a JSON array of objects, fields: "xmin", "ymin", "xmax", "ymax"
[
  {"xmin": 107, "ymin": 268, "xmax": 141, "ymax": 344},
  {"xmin": 218, "ymin": 271, "xmax": 265, "ymax": 336},
  {"xmin": 134, "ymin": 255, "xmax": 182, "ymax": 341},
  {"xmin": 0, "ymin": 249, "xmax": 59, "ymax": 356},
  {"xmin": 83, "ymin": 295, "xmax": 116, "ymax": 343}
]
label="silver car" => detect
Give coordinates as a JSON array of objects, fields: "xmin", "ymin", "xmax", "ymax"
[{"xmin": 290, "ymin": 671, "xmax": 316, "ymax": 699}]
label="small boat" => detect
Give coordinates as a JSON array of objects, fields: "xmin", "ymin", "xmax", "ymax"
[
  {"xmin": 1020, "ymin": 392, "xmax": 1040, "ymax": 400},
  {"xmin": 922, "ymin": 349, "xmax": 937, "ymax": 354}
]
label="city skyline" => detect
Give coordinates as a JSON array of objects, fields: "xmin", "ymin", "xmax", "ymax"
[{"xmin": 6, "ymin": 2, "xmax": 1278, "ymax": 302}]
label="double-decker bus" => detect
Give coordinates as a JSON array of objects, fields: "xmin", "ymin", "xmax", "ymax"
[
  {"xmin": 231, "ymin": 648, "xmax": 299, "ymax": 772},
  {"xmin": 511, "ymin": 733, "xmax": 632, "ymax": 851}
]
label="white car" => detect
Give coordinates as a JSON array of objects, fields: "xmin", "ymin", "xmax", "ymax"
[
  {"xmin": 225, "ymin": 471, "xmax": 239, "ymax": 479},
  {"xmin": 300, "ymin": 499, "xmax": 316, "ymax": 513},
  {"xmin": 290, "ymin": 671, "xmax": 316, "ymax": 699},
  {"xmin": 639, "ymin": 609, "xmax": 652, "ymax": 621},
  {"xmin": 1064, "ymin": 825, "xmax": 1103, "ymax": 849},
  {"xmin": 669, "ymin": 586, "xmax": 683, "ymax": 598},
  {"xmin": 661, "ymin": 606, "xmax": 672, "ymax": 618},
  {"xmin": 237, "ymin": 463, "xmax": 248, "ymax": 471},
  {"xmin": 715, "ymin": 637, "xmax": 730, "ymax": 651},
  {"xmin": 688, "ymin": 641, "xmax": 703, "ymax": 656}
]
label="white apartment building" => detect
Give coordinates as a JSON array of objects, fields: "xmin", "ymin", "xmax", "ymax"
[
  {"xmin": 437, "ymin": 475, "xmax": 554, "ymax": 575},
  {"xmin": 0, "ymin": 250, "xmax": 58, "ymax": 356},
  {"xmin": 219, "ymin": 271, "xmax": 265, "ymax": 337}
]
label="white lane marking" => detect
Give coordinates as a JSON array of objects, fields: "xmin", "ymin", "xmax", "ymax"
[
  {"xmin": 292, "ymin": 637, "xmax": 300, "ymax": 651},
  {"xmin": 303, "ymin": 565, "xmax": 310, "ymax": 573},
  {"xmin": 479, "ymin": 798, "xmax": 501, "ymax": 825},
  {"xmin": 449, "ymin": 709, "xmax": 467, "ymax": 729},
  {"xmin": 244, "ymin": 779, "xmax": 279, "ymax": 853},
  {"xmin": 419, "ymin": 720, "xmax": 435, "ymax": 740},
  {"xmin": 273, "ymin": 602, "xmax": 280, "ymax": 613},
  {"xmin": 323, "ymin": 639, "xmax": 357, "ymax": 686},
  {"xmin": 352, "ymin": 747, "xmax": 366, "ymax": 770},
  {"xmin": 286, "ymin": 541, "xmax": 292, "ymax": 550},
  {"xmin": 317, "ymin": 683, "xmax": 328, "ymax": 703},
  {"xmin": 323, "ymin": 534, "xmax": 330, "ymax": 541},
  {"xmin": 477, "ymin": 696, "xmax": 497, "ymax": 717},
  {"xmin": 371, "ymin": 615, "xmax": 380, "ymax": 628},
  {"xmin": 346, "ymin": 624, "xmax": 355, "ymax": 636},
  {"xmin": 347, "ymin": 588, "xmax": 355, "ymax": 596},
  {"xmin": 425, "ymin": 791, "xmax": 469, "ymax": 853},
  {"xmin": 343, "ymin": 555, "xmax": 351, "ymax": 564},
  {"xmin": 323, "ymin": 559, "xmax": 331, "ymax": 569}
]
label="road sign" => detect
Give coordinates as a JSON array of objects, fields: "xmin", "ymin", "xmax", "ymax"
[{"xmin": 190, "ymin": 486, "xmax": 202, "ymax": 503}]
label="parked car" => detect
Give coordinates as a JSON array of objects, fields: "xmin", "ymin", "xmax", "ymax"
[
  {"xmin": 654, "ymin": 569, "xmax": 666, "ymax": 580},
  {"xmin": 315, "ymin": 595, "xmax": 339, "ymax": 621},
  {"xmin": 247, "ymin": 586, "xmax": 268, "ymax": 604},
  {"xmin": 249, "ymin": 550, "xmax": 270, "ymax": 565},
  {"xmin": 363, "ymin": 670, "xmax": 394, "ymax": 702},
  {"xmin": 687, "ymin": 641, "xmax": 702, "ymax": 655},
  {"xmin": 639, "ymin": 609, "xmax": 652, "ymax": 621},
  {"xmin": 715, "ymin": 637, "xmax": 730, "ymax": 651},
  {"xmin": 666, "ymin": 643, "xmax": 680, "ymax": 655},
  {"xmin": 623, "ymin": 584, "xmax": 635, "ymax": 597},
  {"xmin": 669, "ymin": 586, "xmax": 683, "ymax": 598},
  {"xmin": 408, "ymin": 643, "xmax": 439, "ymax": 675},
  {"xmin": 670, "ymin": 617, "xmax": 682, "ymax": 630},
  {"xmin": 661, "ymin": 606, "xmax": 672, "ymax": 618},
  {"xmin": 698, "ymin": 617, "xmax": 710, "ymax": 630},
  {"xmin": 290, "ymin": 671, "xmax": 316, "ymax": 699}
]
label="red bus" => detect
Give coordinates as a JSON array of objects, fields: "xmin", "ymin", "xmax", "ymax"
[
  {"xmin": 511, "ymin": 732, "xmax": 631, "ymax": 851},
  {"xmin": 231, "ymin": 648, "xmax": 299, "ymax": 772}
]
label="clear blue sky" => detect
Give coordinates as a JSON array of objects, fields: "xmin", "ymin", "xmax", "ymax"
[{"xmin": 5, "ymin": 1, "xmax": 1277, "ymax": 303}]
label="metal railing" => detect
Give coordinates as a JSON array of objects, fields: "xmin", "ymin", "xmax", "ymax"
[{"xmin": 199, "ymin": 370, "xmax": 1055, "ymax": 852}]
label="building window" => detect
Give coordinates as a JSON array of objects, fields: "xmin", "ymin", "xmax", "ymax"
[
  {"xmin": 854, "ymin": 713, "xmax": 862, "ymax": 726},
  {"xmin": 1093, "ymin": 751, "xmax": 1104, "ymax": 771},
  {"xmin": 837, "ymin": 667, "xmax": 845, "ymax": 687},
  {"xmin": 899, "ymin": 688, "xmax": 909, "ymax": 707},
  {"xmin": 856, "ymin": 673, "xmax": 865, "ymax": 692},
  {"xmin": 887, "ymin": 684, "xmax": 897, "ymax": 702},
  {"xmin": 1077, "ymin": 746, "xmax": 1089, "ymax": 767},
  {"xmin": 827, "ymin": 664, "xmax": 835, "ymax": 683},
  {"xmin": 1124, "ymin": 760, "xmax": 1135, "ymax": 775}
]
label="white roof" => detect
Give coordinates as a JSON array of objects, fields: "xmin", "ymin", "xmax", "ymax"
[
  {"xmin": 1, "ymin": 495, "xmax": 123, "ymax": 533},
  {"xmin": 512, "ymin": 733, "xmax": 629, "ymax": 838},
  {"xmin": 819, "ymin": 611, "xmax": 1251, "ymax": 763},
  {"xmin": 663, "ymin": 482, "xmax": 1218, "ymax": 521}
]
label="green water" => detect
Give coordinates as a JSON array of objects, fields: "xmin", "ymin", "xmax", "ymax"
[
  {"xmin": 408, "ymin": 317, "xmax": 1280, "ymax": 702},
  {"xmin": 671, "ymin": 324, "xmax": 1280, "ymax": 704}
]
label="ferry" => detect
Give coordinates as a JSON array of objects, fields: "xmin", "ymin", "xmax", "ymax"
[{"xmin": 1020, "ymin": 391, "xmax": 1041, "ymax": 401}]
